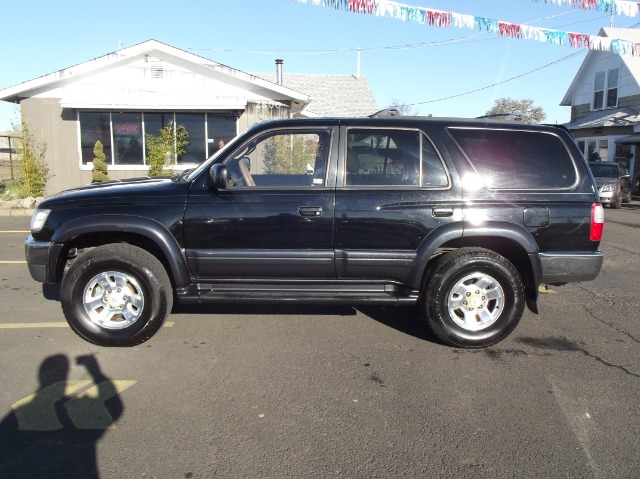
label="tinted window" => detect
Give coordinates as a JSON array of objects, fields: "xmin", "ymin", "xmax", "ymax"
[
  {"xmin": 112, "ymin": 112, "xmax": 143, "ymax": 165},
  {"xmin": 589, "ymin": 163, "xmax": 619, "ymax": 178},
  {"xmin": 79, "ymin": 112, "xmax": 112, "ymax": 165},
  {"xmin": 345, "ymin": 129, "xmax": 447, "ymax": 187},
  {"xmin": 448, "ymin": 128, "xmax": 577, "ymax": 189},
  {"xmin": 226, "ymin": 130, "xmax": 331, "ymax": 187}
]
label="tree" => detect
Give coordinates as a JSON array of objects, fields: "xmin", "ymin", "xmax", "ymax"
[
  {"xmin": 263, "ymin": 135, "xmax": 315, "ymax": 174},
  {"xmin": 91, "ymin": 140, "xmax": 109, "ymax": 183},
  {"xmin": 387, "ymin": 98, "xmax": 418, "ymax": 116},
  {"xmin": 484, "ymin": 98, "xmax": 546, "ymax": 124},
  {"xmin": 18, "ymin": 120, "xmax": 49, "ymax": 197},
  {"xmin": 145, "ymin": 121, "xmax": 189, "ymax": 177}
]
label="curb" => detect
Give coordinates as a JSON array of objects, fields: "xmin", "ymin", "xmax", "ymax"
[{"xmin": 0, "ymin": 208, "xmax": 34, "ymax": 217}]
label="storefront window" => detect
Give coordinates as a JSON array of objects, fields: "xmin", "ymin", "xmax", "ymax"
[
  {"xmin": 176, "ymin": 113, "xmax": 205, "ymax": 164},
  {"xmin": 79, "ymin": 112, "xmax": 112, "ymax": 165},
  {"xmin": 79, "ymin": 111, "xmax": 238, "ymax": 167},
  {"xmin": 112, "ymin": 113, "xmax": 143, "ymax": 165},
  {"xmin": 144, "ymin": 112, "xmax": 173, "ymax": 138},
  {"xmin": 207, "ymin": 114, "xmax": 237, "ymax": 157}
]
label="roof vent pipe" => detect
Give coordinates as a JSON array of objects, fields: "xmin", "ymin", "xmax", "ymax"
[{"xmin": 276, "ymin": 59, "xmax": 283, "ymax": 85}]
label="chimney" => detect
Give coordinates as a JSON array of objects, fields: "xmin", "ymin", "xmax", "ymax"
[{"xmin": 275, "ymin": 59, "xmax": 283, "ymax": 86}]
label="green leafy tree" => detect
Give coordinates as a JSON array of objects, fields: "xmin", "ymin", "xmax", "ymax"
[
  {"xmin": 485, "ymin": 98, "xmax": 546, "ymax": 124},
  {"xmin": 18, "ymin": 120, "xmax": 49, "ymax": 197},
  {"xmin": 263, "ymin": 135, "xmax": 315, "ymax": 174},
  {"xmin": 91, "ymin": 140, "xmax": 109, "ymax": 182},
  {"xmin": 145, "ymin": 121, "xmax": 189, "ymax": 177}
]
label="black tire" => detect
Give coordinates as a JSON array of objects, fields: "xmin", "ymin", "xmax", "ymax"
[
  {"xmin": 60, "ymin": 244, "xmax": 173, "ymax": 346},
  {"xmin": 421, "ymin": 248, "xmax": 525, "ymax": 348}
]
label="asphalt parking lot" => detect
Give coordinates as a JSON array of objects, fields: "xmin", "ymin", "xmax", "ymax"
[{"xmin": 1, "ymin": 204, "xmax": 639, "ymax": 479}]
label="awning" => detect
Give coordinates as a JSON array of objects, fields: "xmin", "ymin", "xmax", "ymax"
[{"xmin": 616, "ymin": 133, "xmax": 640, "ymax": 144}]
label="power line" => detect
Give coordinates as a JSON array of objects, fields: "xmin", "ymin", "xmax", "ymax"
[{"xmin": 400, "ymin": 50, "xmax": 586, "ymax": 108}]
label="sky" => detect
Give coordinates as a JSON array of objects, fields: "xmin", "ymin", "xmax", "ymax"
[{"xmin": 1, "ymin": 0, "xmax": 640, "ymax": 130}]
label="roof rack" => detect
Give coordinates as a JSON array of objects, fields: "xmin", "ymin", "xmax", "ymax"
[
  {"xmin": 369, "ymin": 108, "xmax": 400, "ymax": 118},
  {"xmin": 476, "ymin": 113, "xmax": 523, "ymax": 121}
]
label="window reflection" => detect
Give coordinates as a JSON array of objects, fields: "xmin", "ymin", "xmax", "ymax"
[{"xmin": 78, "ymin": 111, "xmax": 238, "ymax": 167}]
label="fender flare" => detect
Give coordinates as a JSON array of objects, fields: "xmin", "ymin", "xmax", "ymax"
[
  {"xmin": 407, "ymin": 221, "xmax": 541, "ymax": 293},
  {"xmin": 51, "ymin": 215, "xmax": 191, "ymax": 288}
]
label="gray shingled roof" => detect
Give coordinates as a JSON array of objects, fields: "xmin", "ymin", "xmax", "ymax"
[{"xmin": 255, "ymin": 73, "xmax": 379, "ymax": 117}]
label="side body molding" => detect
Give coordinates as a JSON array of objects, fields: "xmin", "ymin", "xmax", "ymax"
[{"xmin": 51, "ymin": 215, "xmax": 191, "ymax": 287}]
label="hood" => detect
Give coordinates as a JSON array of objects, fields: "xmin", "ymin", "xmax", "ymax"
[
  {"xmin": 592, "ymin": 176, "xmax": 618, "ymax": 187},
  {"xmin": 39, "ymin": 175, "xmax": 189, "ymax": 209}
]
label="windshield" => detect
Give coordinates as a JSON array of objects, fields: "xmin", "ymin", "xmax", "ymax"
[{"xmin": 589, "ymin": 163, "xmax": 618, "ymax": 178}]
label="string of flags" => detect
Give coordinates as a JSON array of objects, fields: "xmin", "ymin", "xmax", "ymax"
[
  {"xmin": 530, "ymin": 0, "xmax": 640, "ymax": 16},
  {"xmin": 290, "ymin": 0, "xmax": 640, "ymax": 56}
]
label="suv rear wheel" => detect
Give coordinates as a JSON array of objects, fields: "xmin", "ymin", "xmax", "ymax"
[
  {"xmin": 421, "ymin": 248, "xmax": 525, "ymax": 348},
  {"xmin": 60, "ymin": 244, "xmax": 173, "ymax": 347}
]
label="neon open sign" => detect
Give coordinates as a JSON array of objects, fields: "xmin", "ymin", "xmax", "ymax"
[{"xmin": 115, "ymin": 123, "xmax": 139, "ymax": 134}]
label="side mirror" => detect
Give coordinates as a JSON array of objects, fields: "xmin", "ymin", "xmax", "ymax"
[{"xmin": 209, "ymin": 164, "xmax": 228, "ymax": 189}]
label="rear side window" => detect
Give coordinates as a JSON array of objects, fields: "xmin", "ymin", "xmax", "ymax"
[
  {"xmin": 448, "ymin": 128, "xmax": 577, "ymax": 189},
  {"xmin": 345, "ymin": 128, "xmax": 449, "ymax": 187}
]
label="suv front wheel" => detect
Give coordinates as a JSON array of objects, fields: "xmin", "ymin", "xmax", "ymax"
[
  {"xmin": 421, "ymin": 248, "xmax": 525, "ymax": 348},
  {"xmin": 60, "ymin": 244, "xmax": 173, "ymax": 347}
]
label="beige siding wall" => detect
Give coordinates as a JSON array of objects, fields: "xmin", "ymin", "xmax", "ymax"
[{"xmin": 21, "ymin": 97, "xmax": 90, "ymax": 195}]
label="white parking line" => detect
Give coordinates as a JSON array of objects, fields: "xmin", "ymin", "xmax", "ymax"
[
  {"xmin": 0, "ymin": 322, "xmax": 174, "ymax": 329},
  {"xmin": 0, "ymin": 260, "xmax": 27, "ymax": 264}
]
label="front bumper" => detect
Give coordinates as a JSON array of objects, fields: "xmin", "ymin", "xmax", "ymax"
[
  {"xmin": 24, "ymin": 237, "xmax": 52, "ymax": 283},
  {"xmin": 539, "ymin": 251, "xmax": 604, "ymax": 284},
  {"xmin": 598, "ymin": 190, "xmax": 617, "ymax": 205}
]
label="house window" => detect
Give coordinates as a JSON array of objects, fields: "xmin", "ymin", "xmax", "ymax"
[
  {"xmin": 79, "ymin": 111, "xmax": 238, "ymax": 167},
  {"xmin": 593, "ymin": 68, "xmax": 619, "ymax": 110},
  {"xmin": 207, "ymin": 114, "xmax": 238, "ymax": 156},
  {"xmin": 577, "ymin": 137, "xmax": 610, "ymax": 161},
  {"xmin": 113, "ymin": 112, "xmax": 143, "ymax": 165}
]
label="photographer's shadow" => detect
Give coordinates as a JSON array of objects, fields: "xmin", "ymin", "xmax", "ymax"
[{"xmin": 0, "ymin": 354, "xmax": 125, "ymax": 479}]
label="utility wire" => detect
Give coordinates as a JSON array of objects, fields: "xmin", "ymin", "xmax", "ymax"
[{"xmin": 401, "ymin": 50, "xmax": 586, "ymax": 107}]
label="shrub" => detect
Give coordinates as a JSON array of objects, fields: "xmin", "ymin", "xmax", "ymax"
[
  {"xmin": 92, "ymin": 140, "xmax": 110, "ymax": 182},
  {"xmin": 18, "ymin": 121, "xmax": 49, "ymax": 197},
  {"xmin": 146, "ymin": 121, "xmax": 189, "ymax": 177}
]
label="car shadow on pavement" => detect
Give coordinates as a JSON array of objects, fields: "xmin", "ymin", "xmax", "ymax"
[
  {"xmin": 357, "ymin": 305, "xmax": 439, "ymax": 343},
  {"xmin": 171, "ymin": 303, "xmax": 440, "ymax": 343}
]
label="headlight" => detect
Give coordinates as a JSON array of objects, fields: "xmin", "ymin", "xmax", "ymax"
[
  {"xmin": 30, "ymin": 209, "xmax": 50, "ymax": 233},
  {"xmin": 600, "ymin": 184, "xmax": 615, "ymax": 192}
]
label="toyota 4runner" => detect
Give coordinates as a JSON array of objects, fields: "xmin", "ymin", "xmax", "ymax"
[{"xmin": 25, "ymin": 116, "xmax": 605, "ymax": 348}]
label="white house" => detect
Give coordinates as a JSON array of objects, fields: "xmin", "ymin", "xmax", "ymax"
[
  {"xmin": 0, "ymin": 39, "xmax": 378, "ymax": 194},
  {"xmin": 562, "ymin": 27, "xmax": 640, "ymax": 184}
]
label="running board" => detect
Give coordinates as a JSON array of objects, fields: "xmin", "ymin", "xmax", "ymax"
[{"xmin": 176, "ymin": 281, "xmax": 419, "ymax": 306}]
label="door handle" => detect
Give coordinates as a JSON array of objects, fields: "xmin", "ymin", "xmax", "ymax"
[
  {"xmin": 298, "ymin": 206, "xmax": 323, "ymax": 217},
  {"xmin": 432, "ymin": 208, "xmax": 454, "ymax": 217}
]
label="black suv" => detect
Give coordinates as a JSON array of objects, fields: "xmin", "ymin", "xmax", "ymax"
[{"xmin": 25, "ymin": 117, "xmax": 605, "ymax": 348}]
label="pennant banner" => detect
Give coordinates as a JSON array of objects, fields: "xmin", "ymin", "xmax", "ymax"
[
  {"xmin": 291, "ymin": 0, "xmax": 640, "ymax": 56},
  {"xmin": 530, "ymin": 0, "xmax": 640, "ymax": 17}
]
